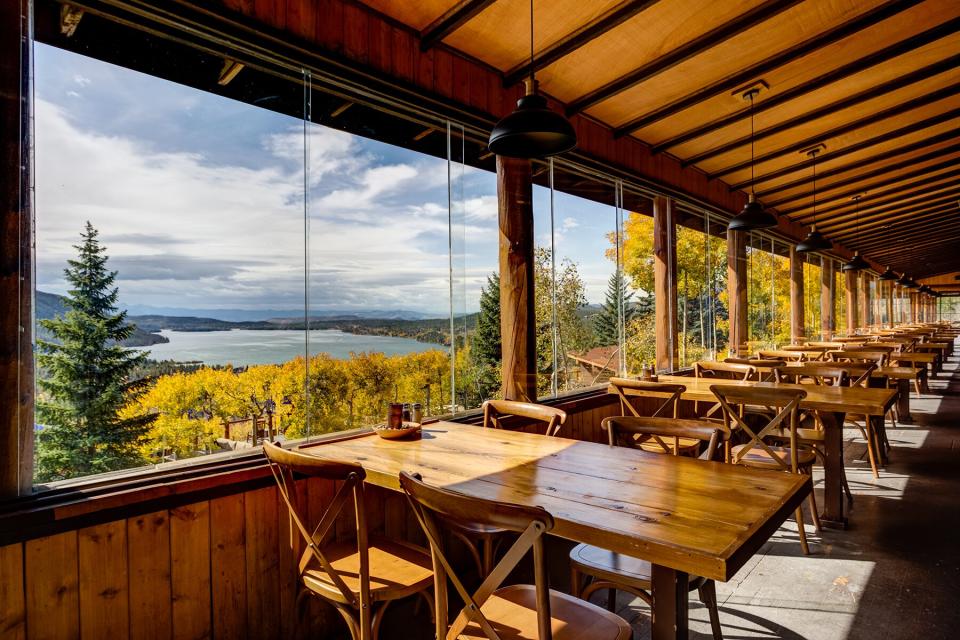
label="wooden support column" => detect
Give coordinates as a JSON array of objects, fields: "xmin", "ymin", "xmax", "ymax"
[
  {"xmin": 497, "ymin": 156, "xmax": 536, "ymax": 402},
  {"xmin": 653, "ymin": 197, "xmax": 677, "ymax": 371},
  {"xmin": 860, "ymin": 273, "xmax": 870, "ymax": 328},
  {"xmin": 789, "ymin": 247, "xmax": 804, "ymax": 344},
  {"xmin": 821, "ymin": 259, "xmax": 834, "ymax": 340},
  {"xmin": 845, "ymin": 270, "xmax": 859, "ymax": 334},
  {"xmin": 886, "ymin": 281, "xmax": 894, "ymax": 328},
  {"xmin": 1, "ymin": 0, "xmax": 32, "ymax": 497},
  {"xmin": 909, "ymin": 292, "xmax": 918, "ymax": 323},
  {"xmin": 726, "ymin": 228, "xmax": 748, "ymax": 357}
]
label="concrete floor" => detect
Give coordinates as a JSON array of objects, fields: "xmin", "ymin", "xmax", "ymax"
[{"xmin": 379, "ymin": 342, "xmax": 960, "ymax": 640}]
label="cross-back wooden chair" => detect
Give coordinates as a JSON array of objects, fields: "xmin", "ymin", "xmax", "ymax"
[
  {"xmin": 709, "ymin": 385, "xmax": 817, "ymax": 554},
  {"xmin": 482, "ymin": 400, "xmax": 567, "ymax": 437},
  {"xmin": 607, "ymin": 378, "xmax": 706, "ymax": 456},
  {"xmin": 694, "ymin": 361, "xmax": 756, "ymax": 419},
  {"xmin": 726, "ymin": 357, "xmax": 785, "ymax": 381},
  {"xmin": 757, "ymin": 349, "xmax": 806, "ymax": 363},
  {"xmin": 830, "ymin": 349, "xmax": 890, "ymax": 367},
  {"xmin": 400, "ymin": 471, "xmax": 632, "ymax": 640},
  {"xmin": 263, "ymin": 443, "xmax": 434, "ymax": 640},
  {"xmin": 461, "ymin": 401, "xmax": 566, "ymax": 579},
  {"xmin": 566, "ymin": 416, "xmax": 724, "ymax": 640}
]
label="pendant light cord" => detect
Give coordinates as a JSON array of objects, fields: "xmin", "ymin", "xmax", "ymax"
[
  {"xmin": 749, "ymin": 90, "xmax": 755, "ymax": 196},
  {"xmin": 811, "ymin": 149, "xmax": 817, "ymax": 227},
  {"xmin": 529, "ymin": 0, "xmax": 535, "ymax": 91}
]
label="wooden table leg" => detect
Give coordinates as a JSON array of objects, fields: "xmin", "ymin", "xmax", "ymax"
[
  {"xmin": 820, "ymin": 411, "xmax": 847, "ymax": 530},
  {"xmin": 870, "ymin": 414, "xmax": 889, "ymax": 465},
  {"xmin": 651, "ymin": 564, "xmax": 689, "ymax": 640},
  {"xmin": 897, "ymin": 378, "xmax": 914, "ymax": 424}
]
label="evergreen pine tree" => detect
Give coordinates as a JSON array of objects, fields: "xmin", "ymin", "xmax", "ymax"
[
  {"xmin": 473, "ymin": 272, "xmax": 501, "ymax": 366},
  {"xmin": 35, "ymin": 222, "xmax": 151, "ymax": 481},
  {"xmin": 593, "ymin": 271, "xmax": 637, "ymax": 346}
]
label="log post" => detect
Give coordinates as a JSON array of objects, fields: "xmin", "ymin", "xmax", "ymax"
[
  {"xmin": 653, "ymin": 197, "xmax": 677, "ymax": 371},
  {"xmin": 0, "ymin": 0, "xmax": 32, "ymax": 497},
  {"xmin": 845, "ymin": 270, "xmax": 859, "ymax": 334},
  {"xmin": 886, "ymin": 280, "xmax": 894, "ymax": 328},
  {"xmin": 821, "ymin": 259, "xmax": 834, "ymax": 340},
  {"xmin": 497, "ymin": 156, "xmax": 537, "ymax": 402},
  {"xmin": 789, "ymin": 247, "xmax": 804, "ymax": 344},
  {"xmin": 860, "ymin": 272, "xmax": 870, "ymax": 328},
  {"xmin": 727, "ymin": 228, "xmax": 748, "ymax": 356}
]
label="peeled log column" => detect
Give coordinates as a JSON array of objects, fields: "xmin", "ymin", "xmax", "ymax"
[
  {"xmin": 727, "ymin": 229, "xmax": 747, "ymax": 356},
  {"xmin": 821, "ymin": 259, "xmax": 834, "ymax": 340},
  {"xmin": 845, "ymin": 270, "xmax": 859, "ymax": 334},
  {"xmin": 886, "ymin": 281, "xmax": 894, "ymax": 328},
  {"xmin": 789, "ymin": 247, "xmax": 804, "ymax": 344},
  {"xmin": 497, "ymin": 156, "xmax": 536, "ymax": 402},
  {"xmin": 654, "ymin": 197, "xmax": 677, "ymax": 371}
]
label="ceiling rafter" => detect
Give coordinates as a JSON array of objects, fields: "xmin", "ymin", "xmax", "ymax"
[
  {"xmin": 708, "ymin": 81, "xmax": 960, "ymax": 178},
  {"xmin": 503, "ymin": 0, "xmax": 663, "ymax": 86},
  {"xmin": 564, "ymin": 0, "xmax": 803, "ymax": 116},
  {"xmin": 768, "ymin": 152, "xmax": 960, "ymax": 209},
  {"xmin": 854, "ymin": 216, "xmax": 960, "ymax": 249},
  {"xmin": 811, "ymin": 188, "xmax": 960, "ymax": 232},
  {"xmin": 755, "ymin": 131, "xmax": 960, "ymax": 198},
  {"xmin": 608, "ymin": 0, "xmax": 925, "ymax": 135},
  {"xmin": 649, "ymin": 38, "xmax": 960, "ymax": 152},
  {"xmin": 419, "ymin": 0, "xmax": 498, "ymax": 51},
  {"xmin": 728, "ymin": 108, "xmax": 960, "ymax": 190},
  {"xmin": 835, "ymin": 206, "xmax": 960, "ymax": 243}
]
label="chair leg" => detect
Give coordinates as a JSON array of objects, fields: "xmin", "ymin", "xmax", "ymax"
[
  {"xmin": 698, "ymin": 580, "xmax": 724, "ymax": 640},
  {"xmin": 807, "ymin": 488, "xmax": 822, "ymax": 533},
  {"xmin": 481, "ymin": 535, "xmax": 495, "ymax": 579},
  {"xmin": 795, "ymin": 506, "xmax": 810, "ymax": 555},
  {"xmin": 607, "ymin": 588, "xmax": 617, "ymax": 613},
  {"xmin": 840, "ymin": 462, "xmax": 854, "ymax": 506},
  {"xmin": 570, "ymin": 566, "xmax": 582, "ymax": 598},
  {"xmin": 371, "ymin": 601, "xmax": 391, "ymax": 640},
  {"xmin": 863, "ymin": 425, "xmax": 880, "ymax": 479}
]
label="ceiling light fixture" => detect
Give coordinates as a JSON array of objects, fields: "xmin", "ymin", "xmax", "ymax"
[
  {"xmin": 728, "ymin": 87, "xmax": 777, "ymax": 231},
  {"xmin": 796, "ymin": 146, "xmax": 831, "ymax": 252},
  {"xmin": 842, "ymin": 194, "xmax": 868, "ymax": 271},
  {"xmin": 878, "ymin": 266, "xmax": 897, "ymax": 281},
  {"xmin": 488, "ymin": 0, "xmax": 576, "ymax": 158}
]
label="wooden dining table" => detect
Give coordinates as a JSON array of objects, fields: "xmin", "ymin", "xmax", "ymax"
[
  {"xmin": 300, "ymin": 422, "xmax": 810, "ymax": 640},
  {"xmin": 616, "ymin": 375, "xmax": 897, "ymax": 530}
]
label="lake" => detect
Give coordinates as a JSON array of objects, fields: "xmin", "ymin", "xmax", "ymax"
[{"xmin": 134, "ymin": 329, "xmax": 441, "ymax": 366}]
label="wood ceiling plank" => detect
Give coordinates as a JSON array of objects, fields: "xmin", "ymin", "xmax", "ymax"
[
  {"xmin": 729, "ymin": 109, "xmax": 960, "ymax": 190},
  {"xmin": 608, "ymin": 0, "xmax": 925, "ymax": 133},
  {"xmin": 812, "ymin": 184, "xmax": 960, "ymax": 230},
  {"xmin": 420, "ymin": 0, "xmax": 498, "ymax": 50},
  {"xmin": 564, "ymin": 0, "xmax": 804, "ymax": 116},
  {"xmin": 503, "ymin": 0, "xmax": 663, "ymax": 86}
]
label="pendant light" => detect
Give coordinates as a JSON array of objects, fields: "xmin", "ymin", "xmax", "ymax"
[
  {"xmin": 842, "ymin": 194, "xmax": 868, "ymax": 271},
  {"xmin": 727, "ymin": 88, "xmax": 777, "ymax": 231},
  {"xmin": 488, "ymin": 0, "xmax": 576, "ymax": 158},
  {"xmin": 878, "ymin": 266, "xmax": 896, "ymax": 281},
  {"xmin": 796, "ymin": 146, "xmax": 831, "ymax": 252}
]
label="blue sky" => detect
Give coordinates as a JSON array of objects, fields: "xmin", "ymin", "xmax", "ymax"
[{"xmin": 35, "ymin": 44, "xmax": 617, "ymax": 316}]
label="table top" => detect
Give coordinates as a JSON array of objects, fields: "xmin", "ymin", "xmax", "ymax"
[
  {"xmin": 299, "ymin": 423, "xmax": 810, "ymax": 582},
  {"xmin": 782, "ymin": 362, "xmax": 919, "ymax": 380},
  {"xmin": 890, "ymin": 352, "xmax": 937, "ymax": 363},
  {"xmin": 635, "ymin": 375, "xmax": 897, "ymax": 415}
]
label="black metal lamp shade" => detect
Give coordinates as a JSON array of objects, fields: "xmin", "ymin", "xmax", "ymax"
[
  {"xmin": 795, "ymin": 226, "xmax": 832, "ymax": 253},
  {"xmin": 878, "ymin": 266, "xmax": 897, "ymax": 281},
  {"xmin": 488, "ymin": 94, "xmax": 577, "ymax": 158},
  {"xmin": 842, "ymin": 251, "xmax": 869, "ymax": 272},
  {"xmin": 727, "ymin": 194, "xmax": 777, "ymax": 231}
]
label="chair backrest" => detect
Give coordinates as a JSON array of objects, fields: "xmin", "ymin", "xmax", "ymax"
[
  {"xmin": 757, "ymin": 350, "xmax": 806, "ymax": 362},
  {"xmin": 781, "ymin": 365, "xmax": 849, "ymax": 387},
  {"xmin": 830, "ymin": 350, "xmax": 889, "ymax": 367},
  {"xmin": 481, "ymin": 400, "xmax": 567, "ymax": 437},
  {"xmin": 709, "ymin": 385, "xmax": 807, "ymax": 471},
  {"xmin": 695, "ymin": 360, "xmax": 755, "ymax": 380},
  {"xmin": 601, "ymin": 415, "xmax": 723, "ymax": 460},
  {"xmin": 400, "ymin": 471, "xmax": 555, "ymax": 640},
  {"xmin": 608, "ymin": 377, "xmax": 685, "ymax": 419},
  {"xmin": 844, "ymin": 344, "xmax": 896, "ymax": 353},
  {"xmin": 263, "ymin": 442, "xmax": 370, "ymax": 608}
]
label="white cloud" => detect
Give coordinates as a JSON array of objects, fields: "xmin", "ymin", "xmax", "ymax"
[{"xmin": 72, "ymin": 74, "xmax": 91, "ymax": 87}]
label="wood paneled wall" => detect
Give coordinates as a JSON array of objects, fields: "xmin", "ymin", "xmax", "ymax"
[{"xmin": 0, "ymin": 398, "xmax": 621, "ymax": 640}]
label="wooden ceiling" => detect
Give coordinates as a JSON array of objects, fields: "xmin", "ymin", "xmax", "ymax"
[{"xmin": 359, "ymin": 0, "xmax": 960, "ymax": 278}]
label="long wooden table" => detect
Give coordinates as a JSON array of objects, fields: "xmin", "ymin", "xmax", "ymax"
[
  {"xmin": 301, "ymin": 422, "xmax": 810, "ymax": 640},
  {"xmin": 617, "ymin": 376, "xmax": 897, "ymax": 529}
]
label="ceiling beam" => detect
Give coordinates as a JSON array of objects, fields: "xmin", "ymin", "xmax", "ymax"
[
  {"xmin": 709, "ymin": 82, "xmax": 960, "ymax": 178},
  {"xmin": 728, "ymin": 108, "xmax": 960, "ymax": 190},
  {"xmin": 649, "ymin": 39, "xmax": 960, "ymax": 151},
  {"xmin": 607, "ymin": 0, "xmax": 924, "ymax": 134},
  {"xmin": 866, "ymin": 234, "xmax": 960, "ymax": 259},
  {"xmin": 419, "ymin": 0, "xmax": 498, "ymax": 51},
  {"xmin": 564, "ymin": 0, "xmax": 803, "ymax": 116},
  {"xmin": 813, "ymin": 190, "xmax": 960, "ymax": 234},
  {"xmin": 755, "ymin": 131, "xmax": 960, "ymax": 199},
  {"xmin": 855, "ymin": 216, "xmax": 960, "ymax": 250},
  {"xmin": 503, "ymin": 0, "xmax": 663, "ymax": 87},
  {"xmin": 786, "ymin": 168, "xmax": 960, "ymax": 219},
  {"xmin": 839, "ymin": 207, "xmax": 959, "ymax": 245},
  {"xmin": 768, "ymin": 153, "xmax": 960, "ymax": 209}
]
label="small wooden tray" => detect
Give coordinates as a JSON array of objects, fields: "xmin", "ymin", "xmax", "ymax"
[{"xmin": 372, "ymin": 422, "xmax": 422, "ymax": 440}]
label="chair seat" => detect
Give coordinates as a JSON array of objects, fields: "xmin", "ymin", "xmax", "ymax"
[
  {"xmin": 637, "ymin": 435, "xmax": 702, "ymax": 456},
  {"xmin": 458, "ymin": 584, "xmax": 632, "ymax": 640},
  {"xmin": 731, "ymin": 444, "xmax": 816, "ymax": 468},
  {"xmin": 569, "ymin": 543, "xmax": 704, "ymax": 591},
  {"xmin": 302, "ymin": 536, "xmax": 433, "ymax": 604}
]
